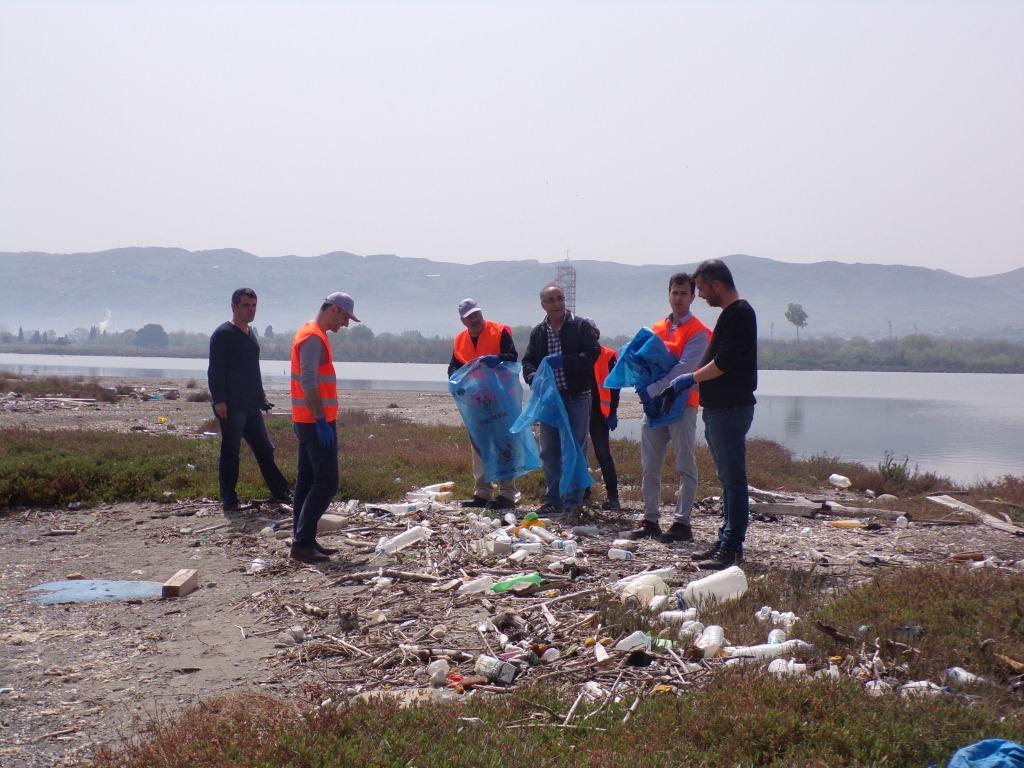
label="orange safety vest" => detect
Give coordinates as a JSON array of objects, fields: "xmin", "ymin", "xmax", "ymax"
[
  {"xmin": 453, "ymin": 320, "xmax": 510, "ymax": 365},
  {"xmin": 652, "ymin": 315, "xmax": 711, "ymax": 409},
  {"xmin": 593, "ymin": 346, "xmax": 616, "ymax": 418},
  {"xmin": 290, "ymin": 321, "xmax": 338, "ymax": 423}
]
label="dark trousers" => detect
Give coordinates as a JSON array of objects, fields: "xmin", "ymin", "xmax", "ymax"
[
  {"xmin": 703, "ymin": 405, "xmax": 755, "ymax": 553},
  {"xmin": 292, "ymin": 421, "xmax": 339, "ymax": 547},
  {"xmin": 216, "ymin": 407, "xmax": 290, "ymax": 506},
  {"xmin": 587, "ymin": 407, "xmax": 618, "ymax": 500}
]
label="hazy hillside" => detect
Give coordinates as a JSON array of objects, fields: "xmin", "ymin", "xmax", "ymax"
[{"xmin": 0, "ymin": 248, "xmax": 1021, "ymax": 340}]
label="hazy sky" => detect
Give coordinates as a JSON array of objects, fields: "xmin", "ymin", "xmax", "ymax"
[{"xmin": 2, "ymin": 0, "xmax": 1022, "ymax": 276}]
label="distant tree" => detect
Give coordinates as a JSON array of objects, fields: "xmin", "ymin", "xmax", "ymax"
[
  {"xmin": 18, "ymin": 326, "xmax": 24, "ymax": 341},
  {"xmin": 348, "ymin": 325, "xmax": 374, "ymax": 341},
  {"xmin": 251, "ymin": 325, "xmax": 259, "ymax": 338},
  {"xmin": 135, "ymin": 323, "xmax": 170, "ymax": 349},
  {"xmin": 89, "ymin": 326, "xmax": 98, "ymax": 340},
  {"xmin": 30, "ymin": 330, "xmax": 41, "ymax": 343},
  {"xmin": 264, "ymin": 324, "xmax": 274, "ymax": 339},
  {"xmin": 785, "ymin": 303, "xmax": 808, "ymax": 340}
]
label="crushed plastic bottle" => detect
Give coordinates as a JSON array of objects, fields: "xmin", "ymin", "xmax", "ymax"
[
  {"xmin": 614, "ymin": 630, "xmax": 652, "ymax": 651},
  {"xmin": 458, "ymin": 575, "xmax": 495, "ymax": 594},
  {"xmin": 943, "ymin": 666, "xmax": 985, "ymax": 686},
  {"xmin": 512, "ymin": 542, "xmax": 542, "ymax": 554},
  {"xmin": 768, "ymin": 658, "xmax": 808, "ymax": 677},
  {"xmin": 370, "ymin": 501, "xmax": 430, "ymax": 516},
  {"xmin": 895, "ymin": 515, "xmax": 909, "ymax": 529},
  {"xmin": 722, "ymin": 639, "xmax": 815, "ymax": 660},
  {"xmin": 828, "ymin": 473, "xmax": 852, "ymax": 489},
  {"xmin": 695, "ymin": 625, "xmax": 725, "ymax": 658},
  {"xmin": 767, "ymin": 628, "xmax": 788, "ymax": 644},
  {"xmin": 490, "ymin": 572, "xmax": 542, "ymax": 593},
  {"xmin": 377, "ymin": 525, "xmax": 433, "ymax": 554},
  {"xmin": 657, "ymin": 608, "xmax": 697, "ymax": 627},
  {"xmin": 608, "ymin": 548, "xmax": 635, "ymax": 561},
  {"xmin": 550, "ymin": 539, "xmax": 578, "ymax": 555},
  {"xmin": 426, "ymin": 659, "xmax": 450, "ymax": 687},
  {"xmin": 620, "ymin": 574, "xmax": 668, "ymax": 607}
]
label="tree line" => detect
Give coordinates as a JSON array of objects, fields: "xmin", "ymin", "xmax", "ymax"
[{"xmin": 2, "ymin": 322, "xmax": 1023, "ymax": 373}]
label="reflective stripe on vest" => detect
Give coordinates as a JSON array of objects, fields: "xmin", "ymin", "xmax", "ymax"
[
  {"xmin": 452, "ymin": 320, "xmax": 508, "ymax": 365},
  {"xmin": 652, "ymin": 316, "xmax": 711, "ymax": 409},
  {"xmin": 290, "ymin": 321, "xmax": 338, "ymax": 423},
  {"xmin": 594, "ymin": 346, "xmax": 616, "ymax": 418}
]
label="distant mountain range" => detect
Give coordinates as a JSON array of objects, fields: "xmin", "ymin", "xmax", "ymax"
[{"xmin": 1, "ymin": 247, "xmax": 1022, "ymax": 340}]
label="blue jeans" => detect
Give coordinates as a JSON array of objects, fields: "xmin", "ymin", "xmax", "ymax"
[
  {"xmin": 292, "ymin": 421, "xmax": 339, "ymax": 547},
  {"xmin": 702, "ymin": 405, "xmax": 755, "ymax": 553},
  {"xmin": 539, "ymin": 392, "xmax": 591, "ymax": 507},
  {"xmin": 216, "ymin": 407, "xmax": 290, "ymax": 506}
]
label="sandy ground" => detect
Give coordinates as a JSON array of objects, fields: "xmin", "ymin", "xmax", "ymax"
[{"xmin": 2, "ymin": 378, "xmax": 1023, "ymax": 767}]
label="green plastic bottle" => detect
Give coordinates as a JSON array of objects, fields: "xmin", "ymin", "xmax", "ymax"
[{"xmin": 490, "ymin": 572, "xmax": 543, "ymax": 593}]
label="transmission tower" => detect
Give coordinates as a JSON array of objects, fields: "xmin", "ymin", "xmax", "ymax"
[{"xmin": 555, "ymin": 255, "xmax": 577, "ymax": 314}]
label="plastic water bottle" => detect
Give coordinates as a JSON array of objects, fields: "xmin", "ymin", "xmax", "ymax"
[
  {"xmin": 767, "ymin": 628, "xmax": 788, "ymax": 644},
  {"xmin": 513, "ymin": 542, "xmax": 542, "ymax": 554},
  {"xmin": 517, "ymin": 529, "xmax": 543, "ymax": 543},
  {"xmin": 695, "ymin": 625, "xmax": 725, "ymax": 658},
  {"xmin": 530, "ymin": 526, "xmax": 556, "ymax": 543},
  {"xmin": 613, "ymin": 630, "xmax": 651, "ymax": 651},
  {"xmin": 657, "ymin": 609, "xmax": 697, "ymax": 627},
  {"xmin": 608, "ymin": 548, "xmax": 635, "ymax": 561},
  {"xmin": 550, "ymin": 539, "xmax": 578, "ymax": 555},
  {"xmin": 371, "ymin": 501, "xmax": 430, "ymax": 516},
  {"xmin": 610, "ymin": 539, "xmax": 639, "ymax": 551},
  {"xmin": 681, "ymin": 566, "xmax": 748, "ymax": 607},
  {"xmin": 380, "ymin": 525, "xmax": 433, "ymax": 554}
]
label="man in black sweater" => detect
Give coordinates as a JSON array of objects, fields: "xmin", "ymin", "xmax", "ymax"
[
  {"xmin": 207, "ymin": 288, "xmax": 291, "ymax": 511},
  {"xmin": 521, "ymin": 284, "xmax": 600, "ymax": 520},
  {"xmin": 660, "ymin": 260, "xmax": 757, "ymax": 569}
]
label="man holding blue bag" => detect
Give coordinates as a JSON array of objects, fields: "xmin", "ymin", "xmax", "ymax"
[{"xmin": 630, "ymin": 272, "xmax": 711, "ymax": 543}]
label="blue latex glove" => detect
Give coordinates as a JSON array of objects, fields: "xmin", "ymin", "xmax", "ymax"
[
  {"xmin": 634, "ymin": 384, "xmax": 652, "ymax": 405},
  {"xmin": 546, "ymin": 354, "xmax": 564, "ymax": 370},
  {"xmin": 671, "ymin": 373, "xmax": 696, "ymax": 393},
  {"xmin": 314, "ymin": 417, "xmax": 336, "ymax": 447},
  {"xmin": 606, "ymin": 413, "xmax": 618, "ymax": 431},
  {"xmin": 480, "ymin": 355, "xmax": 501, "ymax": 368}
]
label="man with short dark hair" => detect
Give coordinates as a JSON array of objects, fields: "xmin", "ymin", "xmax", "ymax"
[
  {"xmin": 661, "ymin": 260, "xmax": 757, "ymax": 569},
  {"xmin": 288, "ymin": 291, "xmax": 360, "ymax": 564},
  {"xmin": 208, "ymin": 288, "xmax": 290, "ymax": 512},
  {"xmin": 448, "ymin": 298, "xmax": 519, "ymax": 510},
  {"xmin": 521, "ymin": 284, "xmax": 600, "ymax": 521},
  {"xmin": 630, "ymin": 272, "xmax": 711, "ymax": 543}
]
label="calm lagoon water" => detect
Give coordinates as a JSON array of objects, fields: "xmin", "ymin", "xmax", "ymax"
[{"xmin": 1, "ymin": 353, "xmax": 1020, "ymax": 484}]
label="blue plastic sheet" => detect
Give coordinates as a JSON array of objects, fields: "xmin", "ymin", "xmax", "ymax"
[
  {"xmin": 603, "ymin": 328, "xmax": 688, "ymax": 427},
  {"xmin": 510, "ymin": 359, "xmax": 593, "ymax": 498},
  {"xmin": 28, "ymin": 579, "xmax": 164, "ymax": 604},
  {"xmin": 946, "ymin": 739, "xmax": 1024, "ymax": 768},
  {"xmin": 449, "ymin": 359, "xmax": 541, "ymax": 482}
]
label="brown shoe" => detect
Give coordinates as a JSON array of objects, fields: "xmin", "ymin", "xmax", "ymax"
[
  {"xmin": 313, "ymin": 540, "xmax": 338, "ymax": 556},
  {"xmin": 290, "ymin": 544, "xmax": 329, "ymax": 563},
  {"xmin": 692, "ymin": 541, "xmax": 722, "ymax": 561},
  {"xmin": 628, "ymin": 520, "xmax": 662, "ymax": 540}
]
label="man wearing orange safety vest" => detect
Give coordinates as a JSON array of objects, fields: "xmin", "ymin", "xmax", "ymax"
[
  {"xmin": 582, "ymin": 319, "xmax": 620, "ymax": 510},
  {"xmin": 447, "ymin": 298, "xmax": 519, "ymax": 510},
  {"xmin": 629, "ymin": 272, "xmax": 711, "ymax": 544},
  {"xmin": 289, "ymin": 291, "xmax": 360, "ymax": 564}
]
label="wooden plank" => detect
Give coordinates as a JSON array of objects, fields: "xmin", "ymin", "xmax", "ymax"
[
  {"xmin": 926, "ymin": 495, "xmax": 1024, "ymax": 536},
  {"xmin": 162, "ymin": 569, "xmax": 199, "ymax": 598}
]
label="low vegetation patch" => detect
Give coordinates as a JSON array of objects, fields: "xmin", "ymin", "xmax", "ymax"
[{"xmin": 0, "ymin": 373, "xmax": 125, "ymax": 402}]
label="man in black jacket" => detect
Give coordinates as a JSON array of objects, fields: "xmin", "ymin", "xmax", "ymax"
[
  {"xmin": 521, "ymin": 284, "xmax": 600, "ymax": 519},
  {"xmin": 207, "ymin": 288, "xmax": 291, "ymax": 512}
]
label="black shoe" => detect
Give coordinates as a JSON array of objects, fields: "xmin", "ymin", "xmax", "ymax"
[
  {"xmin": 601, "ymin": 498, "xmax": 622, "ymax": 511},
  {"xmin": 659, "ymin": 522, "xmax": 693, "ymax": 543},
  {"xmin": 486, "ymin": 496, "xmax": 516, "ymax": 511},
  {"xmin": 628, "ymin": 520, "xmax": 662, "ymax": 540},
  {"xmin": 290, "ymin": 544, "xmax": 330, "ymax": 563},
  {"xmin": 692, "ymin": 541, "xmax": 722, "ymax": 561},
  {"xmin": 536, "ymin": 502, "xmax": 563, "ymax": 517},
  {"xmin": 697, "ymin": 548, "xmax": 743, "ymax": 570},
  {"xmin": 313, "ymin": 540, "xmax": 338, "ymax": 556},
  {"xmin": 461, "ymin": 495, "xmax": 489, "ymax": 508},
  {"xmin": 222, "ymin": 500, "xmax": 241, "ymax": 512},
  {"xmin": 272, "ymin": 493, "xmax": 293, "ymax": 504}
]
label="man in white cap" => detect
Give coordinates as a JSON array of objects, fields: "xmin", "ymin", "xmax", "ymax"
[
  {"xmin": 448, "ymin": 297, "xmax": 519, "ymax": 510},
  {"xmin": 288, "ymin": 292, "xmax": 359, "ymax": 563}
]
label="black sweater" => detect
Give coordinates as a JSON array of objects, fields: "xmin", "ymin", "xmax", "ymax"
[
  {"xmin": 698, "ymin": 299, "xmax": 758, "ymax": 408},
  {"xmin": 207, "ymin": 322, "xmax": 267, "ymax": 411},
  {"xmin": 521, "ymin": 314, "xmax": 600, "ymax": 397}
]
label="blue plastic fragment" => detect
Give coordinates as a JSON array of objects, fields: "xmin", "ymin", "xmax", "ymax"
[
  {"xmin": 947, "ymin": 739, "xmax": 1024, "ymax": 768},
  {"xmin": 28, "ymin": 579, "xmax": 164, "ymax": 604}
]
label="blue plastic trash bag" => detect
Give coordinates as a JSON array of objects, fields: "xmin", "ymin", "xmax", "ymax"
[
  {"xmin": 449, "ymin": 359, "xmax": 541, "ymax": 482},
  {"xmin": 603, "ymin": 328, "xmax": 687, "ymax": 428},
  {"xmin": 510, "ymin": 359, "xmax": 593, "ymax": 498},
  {"xmin": 947, "ymin": 739, "xmax": 1024, "ymax": 767}
]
